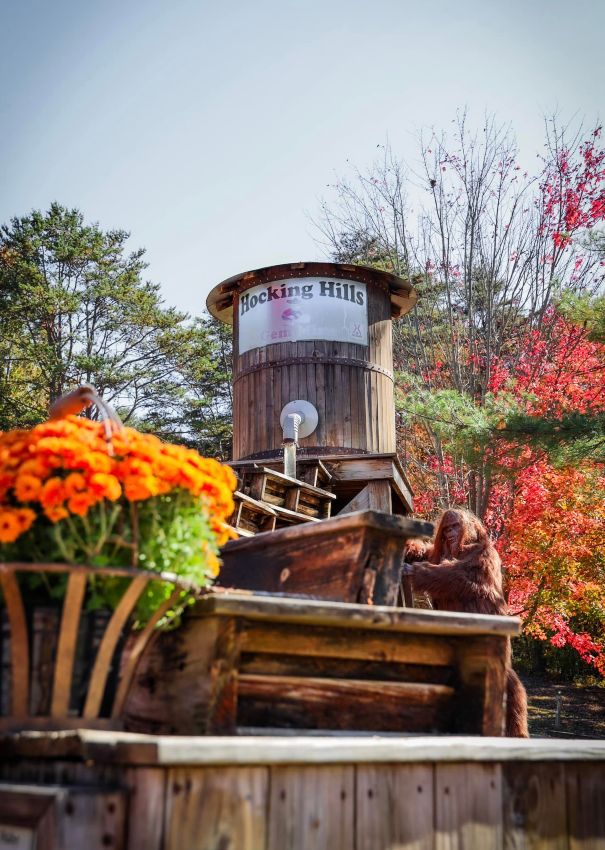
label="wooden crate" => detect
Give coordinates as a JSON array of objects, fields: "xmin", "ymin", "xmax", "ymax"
[
  {"xmin": 217, "ymin": 509, "xmax": 433, "ymax": 606},
  {"xmin": 121, "ymin": 591, "xmax": 519, "ymax": 737}
]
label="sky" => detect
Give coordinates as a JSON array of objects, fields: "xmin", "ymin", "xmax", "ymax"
[{"xmin": 1, "ymin": 0, "xmax": 603, "ymax": 317}]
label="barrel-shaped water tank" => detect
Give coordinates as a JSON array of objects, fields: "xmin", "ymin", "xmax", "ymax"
[{"xmin": 206, "ymin": 262, "xmax": 416, "ymax": 461}]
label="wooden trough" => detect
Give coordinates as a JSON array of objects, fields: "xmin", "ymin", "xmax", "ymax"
[{"xmin": 218, "ymin": 510, "xmax": 433, "ymax": 606}]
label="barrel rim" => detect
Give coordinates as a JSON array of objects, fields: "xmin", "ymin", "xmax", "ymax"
[{"xmin": 206, "ymin": 261, "xmax": 417, "ymax": 324}]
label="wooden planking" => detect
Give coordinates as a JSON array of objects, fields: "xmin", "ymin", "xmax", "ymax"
[
  {"xmin": 566, "ymin": 762, "xmax": 605, "ymax": 850},
  {"xmin": 455, "ymin": 636, "xmax": 508, "ymax": 735},
  {"xmin": 366, "ymin": 480, "xmax": 393, "ymax": 512},
  {"xmin": 241, "ymin": 621, "xmax": 457, "ymax": 666},
  {"xmin": 51, "ymin": 572, "xmax": 87, "ymax": 717},
  {"xmin": 0, "ymin": 569, "xmax": 30, "ymax": 716},
  {"xmin": 435, "ymin": 762, "xmax": 503, "ymax": 850},
  {"xmin": 194, "ymin": 590, "xmax": 520, "ymax": 638},
  {"xmin": 237, "ymin": 674, "xmax": 454, "ymax": 732},
  {"xmin": 164, "ymin": 766, "xmax": 269, "ymax": 850},
  {"xmin": 58, "ymin": 788, "xmax": 127, "ymax": 849},
  {"xmin": 123, "ymin": 768, "xmax": 167, "ymax": 850},
  {"xmin": 83, "ymin": 575, "xmax": 148, "ymax": 718},
  {"xmin": 112, "ymin": 587, "xmax": 184, "ymax": 718},
  {"xmin": 502, "ymin": 762, "xmax": 568, "ymax": 850},
  {"xmin": 267, "ymin": 765, "xmax": 354, "ymax": 850},
  {"xmin": 238, "ymin": 652, "xmax": 456, "ymax": 685},
  {"xmin": 356, "ymin": 764, "xmax": 434, "ymax": 850}
]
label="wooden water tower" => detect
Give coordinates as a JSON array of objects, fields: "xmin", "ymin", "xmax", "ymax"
[{"xmin": 207, "ymin": 261, "xmax": 418, "ymax": 515}]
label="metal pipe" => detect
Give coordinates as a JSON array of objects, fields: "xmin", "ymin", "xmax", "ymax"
[{"xmin": 282, "ymin": 412, "xmax": 302, "ymax": 479}]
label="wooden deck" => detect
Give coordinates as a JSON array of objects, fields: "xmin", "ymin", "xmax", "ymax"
[{"xmin": 0, "ymin": 730, "xmax": 604, "ymax": 849}]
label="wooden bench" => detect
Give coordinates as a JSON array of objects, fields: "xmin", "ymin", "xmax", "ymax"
[{"xmin": 122, "ymin": 591, "xmax": 520, "ymax": 737}]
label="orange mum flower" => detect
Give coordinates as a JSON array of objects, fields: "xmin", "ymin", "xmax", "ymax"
[
  {"xmin": 14, "ymin": 508, "xmax": 36, "ymax": 533},
  {"xmin": 89, "ymin": 472, "xmax": 122, "ymax": 501},
  {"xmin": 14, "ymin": 473, "xmax": 43, "ymax": 503},
  {"xmin": 0, "ymin": 510, "xmax": 21, "ymax": 543},
  {"xmin": 64, "ymin": 472, "xmax": 87, "ymax": 497},
  {"xmin": 67, "ymin": 492, "xmax": 97, "ymax": 517},
  {"xmin": 44, "ymin": 505, "xmax": 69, "ymax": 523},
  {"xmin": 40, "ymin": 477, "xmax": 66, "ymax": 508},
  {"xmin": 123, "ymin": 475, "xmax": 159, "ymax": 501}
]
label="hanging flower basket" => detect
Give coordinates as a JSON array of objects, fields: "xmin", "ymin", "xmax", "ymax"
[{"xmin": 0, "ymin": 387, "xmax": 237, "ymax": 729}]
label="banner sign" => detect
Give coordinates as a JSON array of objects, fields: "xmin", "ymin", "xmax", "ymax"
[{"xmin": 237, "ymin": 277, "xmax": 368, "ymax": 354}]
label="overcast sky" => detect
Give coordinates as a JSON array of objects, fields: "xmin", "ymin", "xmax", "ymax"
[{"xmin": 1, "ymin": 0, "xmax": 603, "ymax": 317}]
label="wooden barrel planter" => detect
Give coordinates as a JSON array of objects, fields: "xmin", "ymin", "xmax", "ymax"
[{"xmin": 0, "ymin": 562, "xmax": 195, "ymax": 731}]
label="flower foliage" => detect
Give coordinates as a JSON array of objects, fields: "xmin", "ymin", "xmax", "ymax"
[{"xmin": 0, "ymin": 415, "xmax": 237, "ymax": 621}]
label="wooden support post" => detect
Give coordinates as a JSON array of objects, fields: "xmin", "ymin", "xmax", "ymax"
[{"xmin": 454, "ymin": 636, "xmax": 507, "ymax": 736}]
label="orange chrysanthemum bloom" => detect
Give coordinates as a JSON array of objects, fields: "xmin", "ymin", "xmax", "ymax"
[
  {"xmin": 14, "ymin": 474, "xmax": 43, "ymax": 503},
  {"xmin": 64, "ymin": 472, "xmax": 88, "ymax": 497},
  {"xmin": 0, "ymin": 510, "xmax": 21, "ymax": 543},
  {"xmin": 89, "ymin": 473, "xmax": 121, "ymax": 501},
  {"xmin": 44, "ymin": 505, "xmax": 69, "ymax": 523},
  {"xmin": 14, "ymin": 508, "xmax": 36, "ymax": 533},
  {"xmin": 40, "ymin": 477, "xmax": 66, "ymax": 508},
  {"xmin": 67, "ymin": 492, "xmax": 97, "ymax": 517}
]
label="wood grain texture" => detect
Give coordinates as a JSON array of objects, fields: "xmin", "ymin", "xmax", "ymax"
[
  {"xmin": 51, "ymin": 572, "xmax": 87, "ymax": 717},
  {"xmin": 0, "ymin": 569, "xmax": 30, "ymax": 716},
  {"xmin": 503, "ymin": 762, "xmax": 568, "ymax": 850},
  {"xmin": 232, "ymin": 280, "xmax": 396, "ymax": 460},
  {"xmin": 566, "ymin": 762, "xmax": 605, "ymax": 850},
  {"xmin": 356, "ymin": 764, "xmax": 434, "ymax": 850},
  {"xmin": 237, "ymin": 674, "xmax": 454, "ymax": 733},
  {"xmin": 267, "ymin": 765, "xmax": 354, "ymax": 850},
  {"xmin": 123, "ymin": 768, "xmax": 167, "ymax": 850},
  {"xmin": 112, "ymin": 587, "xmax": 184, "ymax": 718},
  {"xmin": 435, "ymin": 763, "xmax": 503, "ymax": 850},
  {"xmin": 164, "ymin": 766, "xmax": 268, "ymax": 850},
  {"xmin": 83, "ymin": 575, "xmax": 148, "ymax": 718}
]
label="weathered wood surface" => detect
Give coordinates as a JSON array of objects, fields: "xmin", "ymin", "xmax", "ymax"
[
  {"xmin": 1, "ymin": 734, "xmax": 605, "ymax": 849},
  {"xmin": 233, "ymin": 453, "xmax": 415, "ymax": 515},
  {"xmin": 121, "ymin": 591, "xmax": 518, "ymax": 736},
  {"xmin": 218, "ymin": 509, "xmax": 432, "ymax": 604},
  {"xmin": 231, "ymin": 275, "xmax": 397, "ymax": 459},
  {"xmin": 0, "ymin": 563, "xmax": 191, "ymax": 730},
  {"xmin": 3, "ymin": 730, "xmax": 605, "ymax": 765}
]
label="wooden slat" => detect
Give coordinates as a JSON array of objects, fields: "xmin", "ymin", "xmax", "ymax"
[
  {"xmin": 240, "ymin": 622, "xmax": 457, "ymax": 666},
  {"xmin": 51, "ymin": 571, "xmax": 87, "ymax": 716},
  {"xmin": 0, "ymin": 570, "xmax": 29, "ymax": 716},
  {"xmin": 356, "ymin": 764, "xmax": 434, "ymax": 850},
  {"xmin": 267, "ymin": 766, "xmax": 354, "ymax": 850},
  {"xmin": 83, "ymin": 575, "xmax": 148, "ymax": 718},
  {"xmin": 112, "ymin": 587, "xmax": 184, "ymax": 718},
  {"xmin": 195, "ymin": 591, "xmax": 521, "ymax": 638},
  {"xmin": 124, "ymin": 768, "xmax": 167, "ymax": 850},
  {"xmin": 435, "ymin": 763, "xmax": 503, "ymax": 850},
  {"xmin": 503, "ymin": 762, "xmax": 568, "ymax": 849},
  {"xmin": 566, "ymin": 762, "xmax": 605, "ymax": 849},
  {"xmin": 238, "ymin": 674, "xmax": 454, "ymax": 733},
  {"xmin": 164, "ymin": 766, "xmax": 269, "ymax": 850}
]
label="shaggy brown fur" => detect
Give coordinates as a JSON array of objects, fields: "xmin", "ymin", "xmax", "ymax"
[{"xmin": 404, "ymin": 508, "xmax": 529, "ymax": 737}]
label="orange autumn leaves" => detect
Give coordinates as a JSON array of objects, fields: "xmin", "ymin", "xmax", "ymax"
[{"xmin": 0, "ymin": 416, "xmax": 236, "ymax": 545}]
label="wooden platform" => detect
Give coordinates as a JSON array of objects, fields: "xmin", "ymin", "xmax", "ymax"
[
  {"xmin": 121, "ymin": 591, "xmax": 519, "ymax": 738},
  {"xmin": 1, "ymin": 729, "xmax": 604, "ymax": 849}
]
